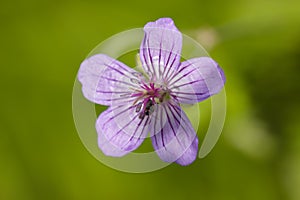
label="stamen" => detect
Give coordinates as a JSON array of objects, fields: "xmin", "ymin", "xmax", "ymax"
[{"xmin": 130, "ymin": 81, "xmax": 171, "ymax": 120}]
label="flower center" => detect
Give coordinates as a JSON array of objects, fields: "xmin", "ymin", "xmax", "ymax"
[{"xmin": 131, "ymin": 82, "xmax": 169, "ymax": 119}]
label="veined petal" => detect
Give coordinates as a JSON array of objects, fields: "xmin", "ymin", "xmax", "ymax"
[
  {"xmin": 78, "ymin": 54, "xmax": 143, "ymax": 106},
  {"xmin": 96, "ymin": 105, "xmax": 151, "ymax": 157},
  {"xmin": 150, "ymin": 102, "xmax": 198, "ymax": 166},
  {"xmin": 140, "ymin": 18, "xmax": 182, "ymax": 82},
  {"xmin": 168, "ymin": 57, "xmax": 225, "ymax": 104}
]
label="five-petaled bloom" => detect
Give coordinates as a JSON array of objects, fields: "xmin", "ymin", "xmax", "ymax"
[{"xmin": 78, "ymin": 18, "xmax": 225, "ymax": 166}]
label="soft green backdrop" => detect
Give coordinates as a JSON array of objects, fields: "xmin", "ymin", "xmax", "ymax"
[{"xmin": 1, "ymin": 0, "xmax": 300, "ymax": 199}]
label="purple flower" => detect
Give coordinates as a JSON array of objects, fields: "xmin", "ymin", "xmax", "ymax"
[{"xmin": 78, "ymin": 18, "xmax": 225, "ymax": 166}]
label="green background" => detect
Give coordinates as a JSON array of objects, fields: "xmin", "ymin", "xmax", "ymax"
[{"xmin": 1, "ymin": 0, "xmax": 300, "ymax": 199}]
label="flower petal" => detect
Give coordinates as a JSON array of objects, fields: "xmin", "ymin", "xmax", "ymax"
[
  {"xmin": 139, "ymin": 18, "xmax": 182, "ymax": 82},
  {"xmin": 150, "ymin": 102, "xmax": 198, "ymax": 165},
  {"xmin": 168, "ymin": 57, "xmax": 225, "ymax": 104},
  {"xmin": 96, "ymin": 105, "xmax": 151, "ymax": 157},
  {"xmin": 78, "ymin": 54, "xmax": 143, "ymax": 106}
]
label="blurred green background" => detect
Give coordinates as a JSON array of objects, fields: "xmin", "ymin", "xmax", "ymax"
[{"xmin": 1, "ymin": 0, "xmax": 300, "ymax": 199}]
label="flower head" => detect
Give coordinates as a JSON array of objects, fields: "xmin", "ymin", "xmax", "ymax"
[{"xmin": 78, "ymin": 18, "xmax": 225, "ymax": 166}]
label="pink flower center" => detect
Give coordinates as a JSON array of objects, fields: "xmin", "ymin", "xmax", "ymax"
[{"xmin": 131, "ymin": 82, "xmax": 168, "ymax": 119}]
